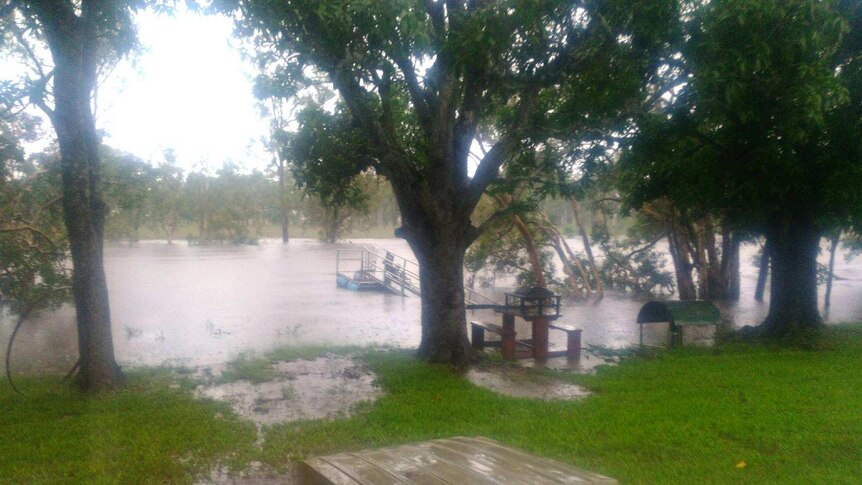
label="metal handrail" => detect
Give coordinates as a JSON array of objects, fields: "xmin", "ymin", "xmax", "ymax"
[
  {"xmin": 336, "ymin": 246, "xmax": 502, "ymax": 305},
  {"xmin": 465, "ymin": 287, "xmax": 502, "ymax": 306}
]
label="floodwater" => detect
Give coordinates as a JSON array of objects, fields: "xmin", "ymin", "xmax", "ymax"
[{"xmin": 3, "ymin": 237, "xmax": 862, "ymax": 373}]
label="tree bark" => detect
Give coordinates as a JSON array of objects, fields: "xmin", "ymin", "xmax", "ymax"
[
  {"xmin": 549, "ymin": 238, "xmax": 583, "ymax": 298},
  {"xmin": 702, "ymin": 218, "xmax": 722, "ymax": 299},
  {"xmin": 691, "ymin": 222, "xmax": 709, "ymax": 299},
  {"xmin": 668, "ymin": 229, "xmax": 697, "ymax": 300},
  {"xmin": 323, "ymin": 206, "xmax": 339, "ymax": 243},
  {"xmin": 511, "ymin": 214, "xmax": 546, "ymax": 288},
  {"xmin": 535, "ymin": 211, "xmax": 590, "ymax": 296},
  {"xmin": 824, "ymin": 233, "xmax": 840, "ymax": 314},
  {"xmin": 718, "ymin": 227, "xmax": 741, "ymax": 300},
  {"xmin": 754, "ymin": 241, "xmax": 770, "ymax": 302},
  {"xmin": 761, "ymin": 219, "xmax": 823, "ymax": 338},
  {"xmin": 571, "ymin": 198, "xmax": 603, "ymax": 296},
  {"xmin": 559, "ymin": 236, "xmax": 593, "ymax": 294},
  {"xmin": 30, "ymin": 0, "xmax": 125, "ymax": 390},
  {"xmin": 409, "ymin": 231, "xmax": 472, "ymax": 366}
]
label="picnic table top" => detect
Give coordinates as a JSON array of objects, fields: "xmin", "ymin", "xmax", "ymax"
[{"xmin": 299, "ymin": 436, "xmax": 617, "ymax": 484}]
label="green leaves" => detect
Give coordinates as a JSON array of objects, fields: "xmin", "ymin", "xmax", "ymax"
[
  {"xmin": 0, "ymin": 121, "xmax": 69, "ymax": 318},
  {"xmin": 622, "ymin": 0, "xmax": 862, "ymax": 233},
  {"xmin": 290, "ymin": 104, "xmax": 374, "ymax": 210}
]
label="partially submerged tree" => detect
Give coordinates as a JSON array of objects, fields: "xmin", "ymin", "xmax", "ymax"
[
  {"xmin": 226, "ymin": 0, "xmax": 676, "ymax": 364},
  {"xmin": 258, "ymin": 93, "xmax": 293, "ymax": 243},
  {"xmin": 149, "ymin": 150, "xmax": 185, "ymax": 243},
  {"xmin": 4, "ymin": 0, "xmax": 140, "ymax": 389},
  {"xmin": 101, "ymin": 147, "xmax": 152, "ymax": 242},
  {"xmin": 290, "ymin": 103, "xmax": 374, "ymax": 243}
]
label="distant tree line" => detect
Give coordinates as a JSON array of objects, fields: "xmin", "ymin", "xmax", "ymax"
[{"xmin": 17, "ymin": 145, "xmax": 403, "ymax": 245}]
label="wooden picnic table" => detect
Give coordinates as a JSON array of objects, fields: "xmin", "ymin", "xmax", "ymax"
[
  {"xmin": 471, "ymin": 314, "xmax": 582, "ymax": 362},
  {"xmin": 300, "ymin": 436, "xmax": 616, "ymax": 484}
]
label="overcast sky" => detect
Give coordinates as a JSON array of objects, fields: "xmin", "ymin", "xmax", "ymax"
[{"xmin": 97, "ymin": 8, "xmax": 270, "ymax": 172}]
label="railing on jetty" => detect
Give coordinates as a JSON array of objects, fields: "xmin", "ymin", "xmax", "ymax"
[
  {"xmin": 336, "ymin": 247, "xmax": 420, "ymax": 296},
  {"xmin": 336, "ymin": 247, "xmax": 503, "ymax": 309},
  {"xmin": 464, "ymin": 287, "xmax": 504, "ymax": 310}
]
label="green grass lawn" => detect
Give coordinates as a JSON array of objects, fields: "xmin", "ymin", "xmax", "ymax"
[
  {"xmin": 260, "ymin": 326, "xmax": 862, "ymax": 484},
  {"xmin": 3, "ymin": 326, "xmax": 862, "ymax": 484},
  {"xmin": 0, "ymin": 371, "xmax": 257, "ymax": 484}
]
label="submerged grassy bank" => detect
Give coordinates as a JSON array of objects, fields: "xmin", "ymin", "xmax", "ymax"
[{"xmin": 3, "ymin": 325, "xmax": 862, "ymax": 484}]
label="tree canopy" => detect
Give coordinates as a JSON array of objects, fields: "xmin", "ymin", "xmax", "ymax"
[
  {"xmin": 222, "ymin": 0, "xmax": 678, "ymax": 364},
  {"xmin": 619, "ymin": 0, "xmax": 862, "ymax": 337}
]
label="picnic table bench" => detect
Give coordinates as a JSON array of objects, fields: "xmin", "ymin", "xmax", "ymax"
[{"xmin": 471, "ymin": 320, "xmax": 581, "ymax": 360}]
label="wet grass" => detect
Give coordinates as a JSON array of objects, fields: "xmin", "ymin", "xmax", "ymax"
[
  {"xmin": 265, "ymin": 344, "xmax": 369, "ymax": 363},
  {"xmin": 0, "ymin": 370, "xmax": 257, "ymax": 484},
  {"xmin": 4, "ymin": 327, "xmax": 861, "ymax": 483},
  {"xmin": 218, "ymin": 345, "xmax": 379, "ymax": 384},
  {"xmin": 258, "ymin": 325, "xmax": 862, "ymax": 484},
  {"xmin": 219, "ymin": 351, "xmax": 276, "ymax": 384}
]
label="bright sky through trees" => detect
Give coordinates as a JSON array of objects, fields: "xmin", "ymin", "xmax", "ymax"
[{"xmin": 98, "ymin": 9, "xmax": 269, "ymax": 171}]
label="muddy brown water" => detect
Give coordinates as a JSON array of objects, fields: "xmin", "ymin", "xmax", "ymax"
[{"xmin": 3, "ymin": 237, "xmax": 862, "ymax": 373}]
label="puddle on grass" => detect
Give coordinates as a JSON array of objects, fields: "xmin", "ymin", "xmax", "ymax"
[
  {"xmin": 196, "ymin": 355, "xmax": 380, "ymax": 428},
  {"xmin": 517, "ymin": 352, "xmax": 618, "ymax": 374},
  {"xmin": 466, "ymin": 367, "xmax": 591, "ymax": 401}
]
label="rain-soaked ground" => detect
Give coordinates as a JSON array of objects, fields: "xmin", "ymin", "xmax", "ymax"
[
  {"xmin": 197, "ymin": 354, "xmax": 381, "ymax": 428},
  {"xmin": 193, "ymin": 352, "xmax": 606, "ymax": 433},
  {"xmin": 4, "ymin": 237, "xmax": 861, "ymax": 375},
  {"xmin": 465, "ymin": 368, "xmax": 591, "ymax": 400}
]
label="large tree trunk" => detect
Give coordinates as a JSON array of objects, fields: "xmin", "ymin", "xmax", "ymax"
[
  {"xmin": 718, "ymin": 227, "xmax": 741, "ymax": 300},
  {"xmin": 559, "ymin": 236, "xmax": 593, "ymax": 294},
  {"xmin": 549, "ymin": 238, "xmax": 583, "ymax": 298},
  {"xmin": 36, "ymin": 1, "xmax": 124, "ymax": 391},
  {"xmin": 701, "ymin": 218, "xmax": 723, "ymax": 299},
  {"xmin": 668, "ymin": 229, "xmax": 697, "ymax": 300},
  {"xmin": 511, "ymin": 214, "xmax": 546, "ymax": 288},
  {"xmin": 690, "ymin": 222, "xmax": 710, "ymax": 299},
  {"xmin": 410, "ymin": 234, "xmax": 472, "ymax": 366},
  {"xmin": 760, "ymin": 219, "xmax": 823, "ymax": 338},
  {"xmin": 570, "ymin": 199, "xmax": 603, "ymax": 296},
  {"xmin": 322, "ymin": 207, "xmax": 339, "ymax": 243},
  {"xmin": 824, "ymin": 233, "xmax": 840, "ymax": 314},
  {"xmin": 755, "ymin": 241, "xmax": 770, "ymax": 302}
]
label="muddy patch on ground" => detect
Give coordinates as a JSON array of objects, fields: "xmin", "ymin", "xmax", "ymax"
[
  {"xmin": 467, "ymin": 367, "xmax": 591, "ymax": 400},
  {"xmin": 518, "ymin": 351, "xmax": 619, "ymax": 373},
  {"xmin": 465, "ymin": 351, "xmax": 621, "ymax": 401},
  {"xmin": 196, "ymin": 355, "xmax": 380, "ymax": 428}
]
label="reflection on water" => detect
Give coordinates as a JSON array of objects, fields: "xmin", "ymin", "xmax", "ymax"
[{"xmin": 2, "ymin": 238, "xmax": 861, "ymax": 372}]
